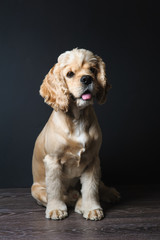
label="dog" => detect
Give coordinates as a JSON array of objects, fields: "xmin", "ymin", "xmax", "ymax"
[{"xmin": 31, "ymin": 48, "xmax": 120, "ymax": 220}]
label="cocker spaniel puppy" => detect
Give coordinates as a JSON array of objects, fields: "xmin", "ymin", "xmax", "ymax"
[{"xmin": 31, "ymin": 48, "xmax": 120, "ymax": 221}]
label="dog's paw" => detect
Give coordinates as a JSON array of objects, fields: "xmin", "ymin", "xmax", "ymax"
[
  {"xmin": 102, "ymin": 187, "xmax": 121, "ymax": 203},
  {"xmin": 45, "ymin": 208, "xmax": 68, "ymax": 220},
  {"xmin": 83, "ymin": 209, "xmax": 104, "ymax": 221}
]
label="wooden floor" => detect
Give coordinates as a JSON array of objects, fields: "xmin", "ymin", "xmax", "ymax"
[{"xmin": 0, "ymin": 185, "xmax": 160, "ymax": 240}]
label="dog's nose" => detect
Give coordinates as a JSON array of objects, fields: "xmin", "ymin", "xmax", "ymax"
[{"xmin": 80, "ymin": 75, "xmax": 93, "ymax": 85}]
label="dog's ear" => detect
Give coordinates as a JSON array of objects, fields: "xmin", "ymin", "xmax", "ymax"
[
  {"xmin": 40, "ymin": 64, "xmax": 70, "ymax": 112},
  {"xmin": 95, "ymin": 56, "xmax": 111, "ymax": 104}
]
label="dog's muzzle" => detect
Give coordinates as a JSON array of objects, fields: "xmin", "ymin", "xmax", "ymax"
[{"xmin": 80, "ymin": 75, "xmax": 93, "ymax": 85}]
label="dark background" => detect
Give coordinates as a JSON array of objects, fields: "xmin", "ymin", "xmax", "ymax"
[{"xmin": 0, "ymin": 0, "xmax": 159, "ymax": 187}]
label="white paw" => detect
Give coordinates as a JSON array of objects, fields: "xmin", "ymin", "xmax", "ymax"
[
  {"xmin": 83, "ymin": 209, "xmax": 104, "ymax": 221},
  {"xmin": 45, "ymin": 208, "xmax": 68, "ymax": 220}
]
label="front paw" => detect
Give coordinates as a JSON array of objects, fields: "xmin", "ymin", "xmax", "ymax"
[
  {"xmin": 46, "ymin": 208, "xmax": 68, "ymax": 220},
  {"xmin": 83, "ymin": 209, "xmax": 104, "ymax": 221}
]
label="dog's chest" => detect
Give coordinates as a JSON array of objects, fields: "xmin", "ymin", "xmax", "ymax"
[
  {"xmin": 73, "ymin": 123, "xmax": 88, "ymax": 147},
  {"xmin": 61, "ymin": 123, "xmax": 91, "ymax": 177}
]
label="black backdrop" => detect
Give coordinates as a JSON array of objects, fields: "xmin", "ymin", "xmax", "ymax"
[{"xmin": 0, "ymin": 0, "xmax": 159, "ymax": 187}]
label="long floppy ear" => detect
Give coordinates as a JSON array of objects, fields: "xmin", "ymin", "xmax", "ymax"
[
  {"xmin": 39, "ymin": 64, "xmax": 69, "ymax": 112},
  {"xmin": 95, "ymin": 56, "xmax": 111, "ymax": 104}
]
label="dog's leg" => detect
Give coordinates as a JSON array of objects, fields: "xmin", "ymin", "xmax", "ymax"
[
  {"xmin": 43, "ymin": 155, "xmax": 68, "ymax": 220},
  {"xmin": 75, "ymin": 158, "xmax": 104, "ymax": 220},
  {"xmin": 31, "ymin": 183, "xmax": 80, "ymax": 208},
  {"xmin": 99, "ymin": 181, "xmax": 120, "ymax": 203},
  {"xmin": 31, "ymin": 182, "xmax": 47, "ymax": 207}
]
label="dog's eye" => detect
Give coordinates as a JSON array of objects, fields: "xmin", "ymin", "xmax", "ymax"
[
  {"xmin": 90, "ymin": 67, "xmax": 96, "ymax": 74},
  {"xmin": 67, "ymin": 71, "xmax": 74, "ymax": 78}
]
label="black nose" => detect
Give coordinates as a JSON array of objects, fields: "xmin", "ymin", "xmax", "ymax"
[{"xmin": 80, "ymin": 75, "xmax": 93, "ymax": 85}]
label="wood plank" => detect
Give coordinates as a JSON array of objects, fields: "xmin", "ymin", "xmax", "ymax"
[{"xmin": 0, "ymin": 185, "xmax": 160, "ymax": 240}]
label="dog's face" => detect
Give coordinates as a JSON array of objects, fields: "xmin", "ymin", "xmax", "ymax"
[
  {"xmin": 40, "ymin": 49, "xmax": 111, "ymax": 112},
  {"xmin": 61, "ymin": 50, "xmax": 99, "ymax": 109}
]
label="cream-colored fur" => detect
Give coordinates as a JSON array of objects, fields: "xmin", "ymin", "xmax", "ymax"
[{"xmin": 31, "ymin": 48, "xmax": 120, "ymax": 221}]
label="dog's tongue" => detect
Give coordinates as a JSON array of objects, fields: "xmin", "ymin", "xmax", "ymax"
[{"xmin": 81, "ymin": 93, "xmax": 92, "ymax": 100}]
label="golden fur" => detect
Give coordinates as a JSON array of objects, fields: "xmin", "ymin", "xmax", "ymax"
[{"xmin": 31, "ymin": 48, "xmax": 120, "ymax": 220}]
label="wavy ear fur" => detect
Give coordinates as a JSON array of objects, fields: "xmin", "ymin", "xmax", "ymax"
[
  {"xmin": 40, "ymin": 64, "xmax": 69, "ymax": 112},
  {"xmin": 95, "ymin": 56, "xmax": 111, "ymax": 104}
]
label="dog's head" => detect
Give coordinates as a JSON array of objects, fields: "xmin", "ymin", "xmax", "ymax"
[{"xmin": 40, "ymin": 48, "xmax": 111, "ymax": 112}]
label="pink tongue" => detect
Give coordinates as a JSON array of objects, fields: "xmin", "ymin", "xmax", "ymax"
[{"xmin": 82, "ymin": 93, "xmax": 92, "ymax": 100}]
